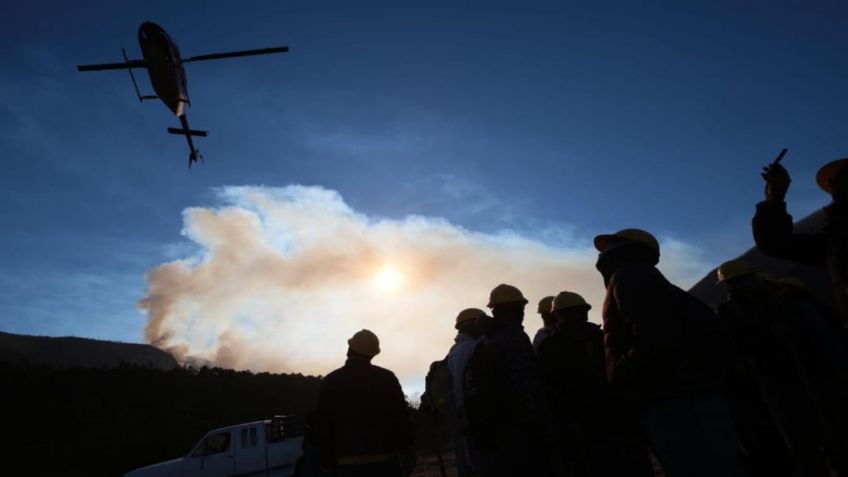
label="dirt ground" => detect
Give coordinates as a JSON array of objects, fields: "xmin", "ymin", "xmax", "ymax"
[
  {"xmin": 410, "ymin": 451, "xmax": 458, "ymax": 477},
  {"xmin": 410, "ymin": 449, "xmax": 668, "ymax": 477}
]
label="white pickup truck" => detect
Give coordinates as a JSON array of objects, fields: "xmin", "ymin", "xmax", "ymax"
[{"xmin": 124, "ymin": 415, "xmax": 310, "ymax": 477}]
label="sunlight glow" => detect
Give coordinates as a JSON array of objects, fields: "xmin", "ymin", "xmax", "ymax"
[{"xmin": 373, "ymin": 264, "xmax": 405, "ymax": 292}]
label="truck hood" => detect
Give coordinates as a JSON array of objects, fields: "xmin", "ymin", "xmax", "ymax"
[{"xmin": 124, "ymin": 457, "xmax": 184, "ymax": 477}]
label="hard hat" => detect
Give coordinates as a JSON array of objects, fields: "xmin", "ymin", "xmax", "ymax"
[
  {"xmin": 537, "ymin": 296, "xmax": 555, "ymax": 313},
  {"xmin": 487, "ymin": 284, "xmax": 528, "ymax": 308},
  {"xmin": 816, "ymin": 158, "xmax": 848, "ymax": 193},
  {"xmin": 552, "ymin": 291, "xmax": 592, "ymax": 312},
  {"xmin": 456, "ymin": 308, "xmax": 485, "ymax": 326},
  {"xmin": 348, "ymin": 329, "xmax": 380, "ymax": 357},
  {"xmin": 778, "ymin": 276, "xmax": 808, "ymax": 292},
  {"xmin": 594, "ymin": 228, "xmax": 660, "ymax": 256},
  {"xmin": 716, "ymin": 259, "xmax": 756, "ymax": 284}
]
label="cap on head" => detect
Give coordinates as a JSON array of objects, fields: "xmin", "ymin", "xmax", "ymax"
[
  {"xmin": 552, "ymin": 291, "xmax": 591, "ymax": 312},
  {"xmin": 778, "ymin": 276, "xmax": 808, "ymax": 292},
  {"xmin": 716, "ymin": 259, "xmax": 756, "ymax": 284},
  {"xmin": 348, "ymin": 329, "xmax": 380, "ymax": 357},
  {"xmin": 487, "ymin": 284, "xmax": 529, "ymax": 308},
  {"xmin": 456, "ymin": 308, "xmax": 486, "ymax": 326},
  {"xmin": 594, "ymin": 228, "xmax": 660, "ymax": 256},
  {"xmin": 816, "ymin": 158, "xmax": 848, "ymax": 193},
  {"xmin": 537, "ymin": 296, "xmax": 555, "ymax": 313}
]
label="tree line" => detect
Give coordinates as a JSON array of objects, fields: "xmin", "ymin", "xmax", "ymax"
[{"xmin": 0, "ymin": 361, "xmax": 321, "ymax": 476}]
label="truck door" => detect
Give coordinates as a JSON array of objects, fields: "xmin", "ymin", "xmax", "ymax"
[
  {"xmin": 188, "ymin": 430, "xmax": 235, "ymax": 477},
  {"xmin": 234, "ymin": 425, "xmax": 264, "ymax": 475}
]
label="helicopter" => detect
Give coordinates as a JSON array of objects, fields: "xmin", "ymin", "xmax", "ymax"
[{"xmin": 77, "ymin": 21, "xmax": 288, "ymax": 168}]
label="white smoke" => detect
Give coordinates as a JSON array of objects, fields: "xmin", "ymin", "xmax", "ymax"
[{"xmin": 138, "ymin": 185, "xmax": 707, "ymax": 390}]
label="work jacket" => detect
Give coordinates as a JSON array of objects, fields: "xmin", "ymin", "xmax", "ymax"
[
  {"xmin": 539, "ymin": 323, "xmax": 606, "ymax": 404},
  {"xmin": 315, "ymin": 358, "xmax": 412, "ymax": 465},
  {"xmin": 717, "ymin": 299, "xmax": 797, "ymax": 381},
  {"xmin": 462, "ymin": 321, "xmax": 555, "ymax": 476},
  {"xmin": 463, "ymin": 322, "xmax": 549, "ymax": 443},
  {"xmin": 602, "ymin": 262, "xmax": 727, "ymax": 399},
  {"xmin": 532, "ymin": 326, "xmax": 555, "ymax": 353},
  {"xmin": 538, "ymin": 322, "xmax": 606, "ymax": 428},
  {"xmin": 753, "ymin": 201, "xmax": 848, "ymax": 328},
  {"xmin": 446, "ymin": 332, "xmax": 480, "ymax": 415}
]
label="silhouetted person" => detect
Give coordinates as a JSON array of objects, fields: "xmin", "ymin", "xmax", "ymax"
[
  {"xmin": 425, "ymin": 308, "xmax": 489, "ymax": 477},
  {"xmin": 539, "ymin": 291, "xmax": 651, "ymax": 477},
  {"xmin": 775, "ymin": 276, "xmax": 848, "ymax": 475},
  {"xmin": 778, "ymin": 276, "xmax": 847, "ymax": 344},
  {"xmin": 315, "ymin": 329, "xmax": 414, "ymax": 477},
  {"xmin": 463, "ymin": 284, "xmax": 554, "ymax": 477},
  {"xmin": 533, "ymin": 296, "xmax": 556, "ymax": 353},
  {"xmin": 594, "ymin": 228, "xmax": 745, "ymax": 477},
  {"xmin": 754, "ymin": 157, "xmax": 848, "ymax": 330},
  {"xmin": 775, "ymin": 276, "xmax": 848, "ymax": 384},
  {"xmin": 715, "ymin": 260, "xmax": 794, "ymax": 477},
  {"xmin": 718, "ymin": 261, "xmax": 841, "ymax": 476}
]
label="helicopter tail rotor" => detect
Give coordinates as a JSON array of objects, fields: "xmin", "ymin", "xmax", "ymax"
[{"xmin": 170, "ymin": 114, "xmax": 207, "ymax": 170}]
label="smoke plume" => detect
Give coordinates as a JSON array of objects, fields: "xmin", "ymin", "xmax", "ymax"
[{"xmin": 138, "ymin": 185, "xmax": 706, "ymax": 389}]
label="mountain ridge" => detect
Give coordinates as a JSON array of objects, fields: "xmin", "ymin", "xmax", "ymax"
[{"xmin": 0, "ymin": 330, "xmax": 179, "ymax": 370}]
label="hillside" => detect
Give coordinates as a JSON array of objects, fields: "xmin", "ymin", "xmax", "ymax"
[
  {"xmin": 0, "ymin": 330, "xmax": 179, "ymax": 370},
  {"xmin": 688, "ymin": 209, "xmax": 834, "ymax": 308}
]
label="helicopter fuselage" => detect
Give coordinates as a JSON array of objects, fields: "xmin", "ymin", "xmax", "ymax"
[{"xmin": 138, "ymin": 22, "xmax": 189, "ymax": 117}]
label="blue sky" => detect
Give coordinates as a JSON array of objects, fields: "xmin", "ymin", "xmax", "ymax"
[{"xmin": 2, "ymin": 1, "xmax": 847, "ymax": 350}]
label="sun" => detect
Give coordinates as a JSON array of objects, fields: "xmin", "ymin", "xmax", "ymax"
[{"xmin": 373, "ymin": 264, "xmax": 405, "ymax": 292}]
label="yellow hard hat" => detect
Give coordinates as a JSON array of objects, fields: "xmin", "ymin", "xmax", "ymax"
[
  {"xmin": 716, "ymin": 259, "xmax": 756, "ymax": 284},
  {"xmin": 552, "ymin": 291, "xmax": 592, "ymax": 312},
  {"xmin": 537, "ymin": 296, "xmax": 555, "ymax": 313},
  {"xmin": 594, "ymin": 228, "xmax": 660, "ymax": 256},
  {"xmin": 487, "ymin": 284, "xmax": 528, "ymax": 308},
  {"xmin": 778, "ymin": 276, "xmax": 808, "ymax": 292},
  {"xmin": 456, "ymin": 308, "xmax": 486, "ymax": 326},
  {"xmin": 816, "ymin": 158, "xmax": 848, "ymax": 193},
  {"xmin": 348, "ymin": 329, "xmax": 380, "ymax": 357}
]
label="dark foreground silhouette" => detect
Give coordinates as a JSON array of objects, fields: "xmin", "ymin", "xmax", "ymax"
[{"xmin": 0, "ymin": 362, "xmax": 320, "ymax": 476}]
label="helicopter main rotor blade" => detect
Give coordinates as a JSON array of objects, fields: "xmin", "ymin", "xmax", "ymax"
[
  {"xmin": 77, "ymin": 59, "xmax": 146, "ymax": 72},
  {"xmin": 183, "ymin": 46, "xmax": 289, "ymax": 63}
]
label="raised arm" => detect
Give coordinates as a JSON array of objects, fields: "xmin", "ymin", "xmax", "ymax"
[{"xmin": 753, "ymin": 162, "xmax": 827, "ymax": 265}]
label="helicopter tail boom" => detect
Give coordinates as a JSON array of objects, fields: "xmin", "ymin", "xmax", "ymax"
[{"xmin": 170, "ymin": 115, "xmax": 205, "ymax": 169}]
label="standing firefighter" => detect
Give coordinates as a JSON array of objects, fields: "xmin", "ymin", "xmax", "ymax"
[
  {"xmin": 315, "ymin": 329, "xmax": 414, "ymax": 477},
  {"xmin": 463, "ymin": 284, "xmax": 554, "ymax": 477},
  {"xmin": 717, "ymin": 260, "xmax": 848, "ymax": 476},
  {"xmin": 594, "ymin": 228, "xmax": 745, "ymax": 477},
  {"xmin": 424, "ymin": 308, "xmax": 489, "ymax": 477},
  {"xmin": 533, "ymin": 296, "xmax": 557, "ymax": 353},
  {"xmin": 539, "ymin": 291, "xmax": 651, "ymax": 477},
  {"xmin": 447, "ymin": 308, "xmax": 489, "ymax": 476},
  {"xmin": 715, "ymin": 260, "xmax": 794, "ymax": 477},
  {"xmin": 775, "ymin": 275, "xmax": 848, "ymax": 475},
  {"xmin": 754, "ymin": 156, "xmax": 848, "ymax": 329}
]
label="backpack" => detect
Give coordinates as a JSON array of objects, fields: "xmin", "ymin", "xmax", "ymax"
[{"xmin": 425, "ymin": 359, "xmax": 455, "ymax": 417}]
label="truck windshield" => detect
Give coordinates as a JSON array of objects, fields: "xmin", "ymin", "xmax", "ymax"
[{"xmin": 193, "ymin": 431, "xmax": 231, "ymax": 457}]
